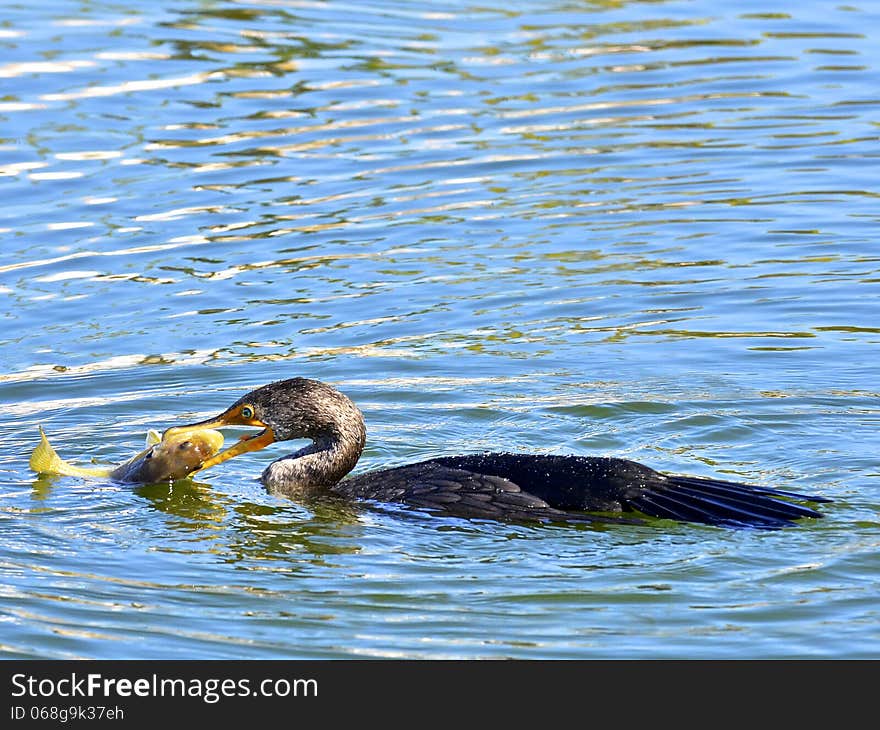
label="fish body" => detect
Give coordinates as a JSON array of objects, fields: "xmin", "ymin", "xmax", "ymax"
[{"xmin": 29, "ymin": 426, "xmax": 224, "ymax": 483}]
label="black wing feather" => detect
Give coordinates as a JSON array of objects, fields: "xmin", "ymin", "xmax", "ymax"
[{"xmin": 339, "ymin": 462, "xmax": 641, "ymax": 526}]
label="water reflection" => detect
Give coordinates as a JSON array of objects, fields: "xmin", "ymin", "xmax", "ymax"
[
  {"xmin": 133, "ymin": 479, "xmax": 364, "ymax": 562},
  {"xmin": 134, "ymin": 480, "xmax": 229, "ymax": 526},
  {"xmin": 28, "ymin": 474, "xmax": 62, "ymax": 502}
]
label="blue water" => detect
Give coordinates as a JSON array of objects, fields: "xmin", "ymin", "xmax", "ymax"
[{"xmin": 0, "ymin": 0, "xmax": 878, "ymax": 658}]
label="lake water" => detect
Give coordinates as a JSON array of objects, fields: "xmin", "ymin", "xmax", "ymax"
[{"xmin": 1, "ymin": 0, "xmax": 878, "ymax": 659}]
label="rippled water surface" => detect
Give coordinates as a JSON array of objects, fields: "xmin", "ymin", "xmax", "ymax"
[{"xmin": 1, "ymin": 0, "xmax": 879, "ymax": 659}]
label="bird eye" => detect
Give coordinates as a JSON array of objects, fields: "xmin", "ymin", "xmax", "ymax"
[{"xmin": 240, "ymin": 405, "xmax": 255, "ymax": 420}]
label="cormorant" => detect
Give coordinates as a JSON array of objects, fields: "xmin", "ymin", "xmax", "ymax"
[{"xmin": 164, "ymin": 377, "xmax": 830, "ymax": 528}]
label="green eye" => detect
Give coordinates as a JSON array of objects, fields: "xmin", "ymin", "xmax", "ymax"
[{"xmin": 240, "ymin": 405, "xmax": 255, "ymax": 420}]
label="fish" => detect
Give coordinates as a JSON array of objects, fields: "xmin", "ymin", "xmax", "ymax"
[{"xmin": 29, "ymin": 426, "xmax": 224, "ymax": 483}]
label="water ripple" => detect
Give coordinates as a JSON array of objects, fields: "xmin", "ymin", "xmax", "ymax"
[{"xmin": 0, "ymin": 0, "xmax": 878, "ymax": 658}]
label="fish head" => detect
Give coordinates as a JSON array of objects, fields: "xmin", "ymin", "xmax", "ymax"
[{"xmin": 119, "ymin": 429, "xmax": 225, "ymax": 483}]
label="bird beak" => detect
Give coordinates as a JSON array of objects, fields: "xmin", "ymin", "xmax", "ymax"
[{"xmin": 163, "ymin": 412, "xmax": 276, "ymax": 472}]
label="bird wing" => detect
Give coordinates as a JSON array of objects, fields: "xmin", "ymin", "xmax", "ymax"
[{"xmin": 337, "ymin": 462, "xmax": 642, "ymax": 526}]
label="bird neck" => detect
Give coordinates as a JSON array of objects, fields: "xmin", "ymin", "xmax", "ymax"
[{"xmin": 261, "ymin": 407, "xmax": 366, "ymax": 496}]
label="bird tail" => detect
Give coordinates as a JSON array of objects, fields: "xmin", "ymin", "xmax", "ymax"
[{"xmin": 627, "ymin": 474, "xmax": 830, "ymax": 528}]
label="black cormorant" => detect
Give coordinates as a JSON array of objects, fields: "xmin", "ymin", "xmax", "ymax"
[{"xmin": 164, "ymin": 377, "xmax": 829, "ymax": 528}]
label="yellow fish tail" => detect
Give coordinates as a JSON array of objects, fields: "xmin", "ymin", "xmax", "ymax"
[{"xmin": 29, "ymin": 426, "xmax": 112, "ymax": 479}]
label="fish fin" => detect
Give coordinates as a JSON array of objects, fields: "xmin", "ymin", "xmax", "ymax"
[
  {"xmin": 29, "ymin": 426, "xmax": 111, "ymax": 479},
  {"xmin": 29, "ymin": 426, "xmax": 63, "ymax": 474},
  {"xmin": 145, "ymin": 429, "xmax": 161, "ymax": 446}
]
